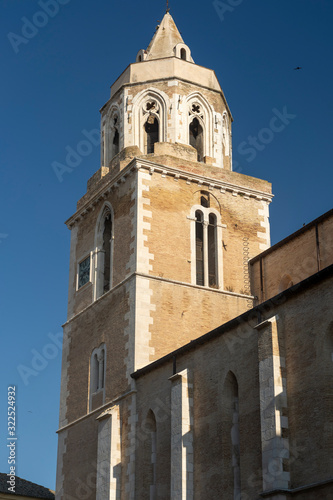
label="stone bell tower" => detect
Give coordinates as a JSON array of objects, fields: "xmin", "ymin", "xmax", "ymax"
[{"xmin": 55, "ymin": 10, "xmax": 272, "ymax": 499}]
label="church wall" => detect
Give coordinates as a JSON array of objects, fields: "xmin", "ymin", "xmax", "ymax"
[
  {"xmin": 134, "ymin": 366, "xmax": 172, "ymax": 499},
  {"xmin": 250, "ymin": 209, "xmax": 333, "ymax": 302},
  {"xmin": 133, "ymin": 269, "xmax": 333, "ymax": 499},
  {"xmin": 134, "ymin": 317, "xmax": 263, "ymax": 499},
  {"xmin": 279, "ymin": 276, "xmax": 333, "ymax": 488}
]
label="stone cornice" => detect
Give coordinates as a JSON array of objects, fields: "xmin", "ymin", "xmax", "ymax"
[
  {"xmin": 65, "ymin": 157, "xmax": 273, "ymax": 229},
  {"xmin": 136, "ymin": 157, "xmax": 273, "ymax": 201},
  {"xmin": 56, "ymin": 389, "xmax": 136, "ymax": 434},
  {"xmin": 62, "ymin": 270, "xmax": 254, "ymax": 328},
  {"xmin": 65, "ymin": 161, "xmax": 138, "ymax": 229}
]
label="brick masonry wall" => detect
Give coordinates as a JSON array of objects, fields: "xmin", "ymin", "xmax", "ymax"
[
  {"xmin": 250, "ymin": 210, "xmax": 333, "ymax": 302},
  {"xmin": 135, "ymin": 321, "xmax": 263, "ymax": 499},
  {"xmin": 134, "ymin": 272, "xmax": 333, "ymax": 499},
  {"xmin": 67, "ymin": 175, "xmax": 135, "ymax": 318},
  {"xmin": 149, "ymin": 278, "xmax": 251, "ymax": 360},
  {"xmin": 60, "ymin": 415, "xmax": 99, "ymax": 500},
  {"xmin": 63, "ymin": 284, "xmax": 131, "ymax": 424},
  {"xmin": 142, "ymin": 171, "xmax": 270, "ymax": 293}
]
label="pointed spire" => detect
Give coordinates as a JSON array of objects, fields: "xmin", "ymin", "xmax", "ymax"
[{"xmin": 145, "ymin": 12, "xmax": 185, "ymax": 60}]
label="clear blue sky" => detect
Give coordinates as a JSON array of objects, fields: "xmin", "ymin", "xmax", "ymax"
[{"xmin": 1, "ymin": 0, "xmax": 332, "ymax": 492}]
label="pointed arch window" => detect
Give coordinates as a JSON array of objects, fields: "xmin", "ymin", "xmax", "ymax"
[
  {"xmin": 132, "ymin": 90, "xmax": 169, "ymax": 155},
  {"xmin": 190, "ymin": 195, "xmax": 223, "ymax": 289},
  {"xmin": 89, "ymin": 344, "xmax": 106, "ymax": 411},
  {"xmin": 143, "ymin": 410, "xmax": 157, "ymax": 499},
  {"xmin": 189, "ymin": 117, "xmax": 204, "ymax": 162},
  {"xmin": 145, "ymin": 116, "xmax": 159, "ymax": 154},
  {"xmin": 102, "ymin": 212, "xmax": 112, "ymax": 293},
  {"xmin": 94, "ymin": 205, "xmax": 114, "ymax": 300},
  {"xmin": 186, "ymin": 94, "xmax": 214, "ymax": 161},
  {"xmin": 222, "ymin": 372, "xmax": 241, "ymax": 499}
]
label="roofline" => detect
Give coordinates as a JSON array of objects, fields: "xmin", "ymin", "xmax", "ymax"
[
  {"xmin": 250, "ymin": 207, "xmax": 333, "ymax": 264},
  {"xmin": 131, "ymin": 263, "xmax": 333, "ymax": 379}
]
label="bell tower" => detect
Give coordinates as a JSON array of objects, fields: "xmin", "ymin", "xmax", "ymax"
[
  {"xmin": 56, "ymin": 11, "xmax": 272, "ymax": 500},
  {"xmin": 100, "ymin": 12, "xmax": 232, "ymax": 171}
]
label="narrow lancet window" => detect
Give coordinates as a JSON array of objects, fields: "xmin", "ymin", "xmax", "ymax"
[
  {"xmin": 223, "ymin": 372, "xmax": 241, "ymax": 499},
  {"xmin": 103, "ymin": 213, "xmax": 112, "ymax": 294},
  {"xmin": 145, "ymin": 117, "xmax": 159, "ymax": 154},
  {"xmin": 195, "ymin": 210, "xmax": 204, "ymax": 286},
  {"xmin": 110, "ymin": 116, "xmax": 119, "ymax": 159},
  {"xmin": 112, "ymin": 128, "xmax": 119, "ymax": 157},
  {"xmin": 180, "ymin": 48, "xmax": 186, "ymax": 60},
  {"xmin": 92, "ymin": 353, "xmax": 99, "ymax": 393},
  {"xmin": 90, "ymin": 347, "xmax": 105, "ymax": 394},
  {"xmin": 208, "ymin": 214, "xmax": 217, "ymax": 287},
  {"xmin": 189, "ymin": 117, "xmax": 204, "ymax": 161},
  {"xmin": 143, "ymin": 410, "xmax": 157, "ymax": 499},
  {"xmin": 89, "ymin": 345, "xmax": 106, "ymax": 411},
  {"xmin": 98, "ymin": 349, "xmax": 105, "ymax": 390}
]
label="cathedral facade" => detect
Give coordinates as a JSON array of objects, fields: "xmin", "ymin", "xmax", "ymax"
[{"xmin": 55, "ymin": 12, "xmax": 333, "ymax": 500}]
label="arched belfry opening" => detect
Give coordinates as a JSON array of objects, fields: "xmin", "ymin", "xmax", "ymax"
[
  {"xmin": 180, "ymin": 48, "xmax": 186, "ymax": 60},
  {"xmin": 190, "ymin": 117, "xmax": 204, "ymax": 162},
  {"xmin": 145, "ymin": 116, "xmax": 159, "ymax": 154},
  {"xmin": 111, "ymin": 116, "xmax": 119, "ymax": 158},
  {"xmin": 113, "ymin": 129, "xmax": 119, "ymax": 155}
]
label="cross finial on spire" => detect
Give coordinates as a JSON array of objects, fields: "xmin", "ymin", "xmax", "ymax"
[{"xmin": 166, "ymin": 0, "xmax": 170, "ymax": 13}]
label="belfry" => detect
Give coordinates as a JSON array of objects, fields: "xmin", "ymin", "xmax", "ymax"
[{"xmin": 55, "ymin": 10, "xmax": 333, "ymax": 500}]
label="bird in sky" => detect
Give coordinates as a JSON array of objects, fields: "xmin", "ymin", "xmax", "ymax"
[{"xmin": 294, "ymin": 66, "xmax": 302, "ymax": 70}]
